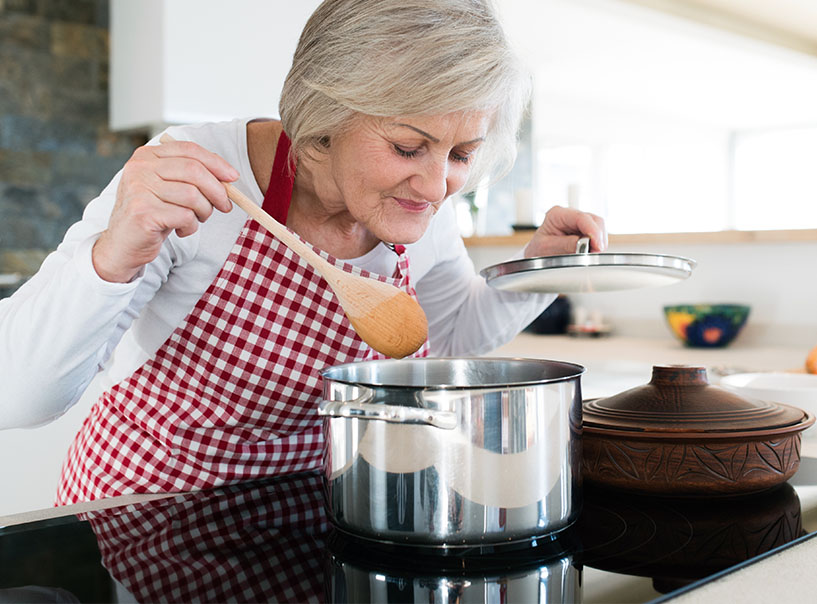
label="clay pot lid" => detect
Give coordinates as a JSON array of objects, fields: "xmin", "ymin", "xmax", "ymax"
[{"xmin": 583, "ymin": 365, "xmax": 812, "ymax": 437}]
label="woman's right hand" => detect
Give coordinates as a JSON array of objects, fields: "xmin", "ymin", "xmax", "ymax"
[{"xmin": 92, "ymin": 138, "xmax": 239, "ymax": 283}]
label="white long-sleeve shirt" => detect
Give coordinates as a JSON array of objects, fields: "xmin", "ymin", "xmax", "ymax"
[{"xmin": 0, "ymin": 118, "xmax": 553, "ymax": 429}]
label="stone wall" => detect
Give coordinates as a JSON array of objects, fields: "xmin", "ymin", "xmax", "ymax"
[{"xmin": 0, "ymin": 0, "xmax": 146, "ymax": 297}]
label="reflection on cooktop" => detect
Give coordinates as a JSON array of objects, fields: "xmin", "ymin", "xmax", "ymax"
[
  {"xmin": 2, "ymin": 460, "xmax": 817, "ymax": 604},
  {"xmin": 84, "ymin": 473, "xmax": 329, "ymax": 603},
  {"xmin": 579, "ymin": 482, "xmax": 804, "ymax": 595}
]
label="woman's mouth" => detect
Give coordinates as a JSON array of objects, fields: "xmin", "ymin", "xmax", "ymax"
[{"xmin": 394, "ymin": 197, "xmax": 432, "ymax": 213}]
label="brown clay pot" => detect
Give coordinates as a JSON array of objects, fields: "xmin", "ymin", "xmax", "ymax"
[{"xmin": 582, "ymin": 365, "xmax": 815, "ymax": 496}]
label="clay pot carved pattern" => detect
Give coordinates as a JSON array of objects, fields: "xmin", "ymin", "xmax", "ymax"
[{"xmin": 582, "ymin": 435, "xmax": 802, "ymax": 496}]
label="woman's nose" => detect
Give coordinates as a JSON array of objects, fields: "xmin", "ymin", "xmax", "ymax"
[{"xmin": 410, "ymin": 156, "xmax": 449, "ymax": 203}]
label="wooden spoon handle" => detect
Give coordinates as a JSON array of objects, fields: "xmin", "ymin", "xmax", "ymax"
[
  {"xmin": 159, "ymin": 133, "xmax": 336, "ymax": 280},
  {"xmin": 223, "ymin": 182, "xmax": 336, "ymax": 278}
]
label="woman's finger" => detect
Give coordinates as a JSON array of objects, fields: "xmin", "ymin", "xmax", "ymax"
[
  {"xmin": 523, "ymin": 206, "xmax": 609, "ymax": 258},
  {"xmin": 163, "ymin": 203, "xmax": 202, "ymax": 238},
  {"xmin": 151, "ymin": 153, "xmax": 234, "ymax": 214},
  {"xmin": 154, "ymin": 137, "xmax": 239, "ymax": 184},
  {"xmin": 150, "ymin": 179, "xmax": 216, "ymax": 224},
  {"xmin": 574, "ymin": 211, "xmax": 607, "ymax": 252},
  {"xmin": 542, "ymin": 206, "xmax": 607, "ymax": 251}
]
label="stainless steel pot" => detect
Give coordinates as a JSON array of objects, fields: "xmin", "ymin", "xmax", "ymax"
[{"xmin": 318, "ymin": 357, "xmax": 584, "ymax": 547}]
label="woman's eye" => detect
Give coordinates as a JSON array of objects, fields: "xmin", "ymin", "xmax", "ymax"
[
  {"xmin": 393, "ymin": 145, "xmax": 420, "ymax": 158},
  {"xmin": 450, "ymin": 151, "xmax": 472, "ymax": 164}
]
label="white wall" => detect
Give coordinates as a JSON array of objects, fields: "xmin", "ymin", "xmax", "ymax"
[
  {"xmin": 0, "ymin": 377, "xmax": 102, "ymax": 518},
  {"xmin": 499, "ymin": 0, "xmax": 817, "ymax": 131},
  {"xmin": 469, "ymin": 239, "xmax": 817, "ymax": 347}
]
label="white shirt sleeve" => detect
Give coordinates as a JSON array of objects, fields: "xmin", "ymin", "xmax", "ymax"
[
  {"xmin": 0, "ymin": 173, "xmax": 192, "ymax": 429},
  {"xmin": 0, "ymin": 120, "xmax": 259, "ymax": 430},
  {"xmin": 414, "ymin": 202, "xmax": 554, "ymax": 357}
]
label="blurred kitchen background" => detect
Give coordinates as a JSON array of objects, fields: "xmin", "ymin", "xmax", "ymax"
[{"xmin": 1, "ymin": 0, "xmax": 815, "ymax": 348}]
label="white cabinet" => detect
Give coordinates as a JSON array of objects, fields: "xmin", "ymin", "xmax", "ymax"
[{"xmin": 110, "ymin": 0, "xmax": 321, "ymax": 133}]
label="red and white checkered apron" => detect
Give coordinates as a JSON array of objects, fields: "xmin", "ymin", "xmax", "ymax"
[
  {"xmin": 56, "ymin": 131, "xmax": 429, "ymax": 505},
  {"xmin": 86, "ymin": 472, "xmax": 329, "ymax": 603}
]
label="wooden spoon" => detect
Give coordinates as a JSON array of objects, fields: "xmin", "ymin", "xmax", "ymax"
[{"xmin": 160, "ymin": 134, "xmax": 428, "ymax": 358}]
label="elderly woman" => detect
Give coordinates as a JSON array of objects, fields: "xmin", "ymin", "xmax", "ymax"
[{"xmin": 0, "ymin": 0, "xmax": 605, "ymax": 504}]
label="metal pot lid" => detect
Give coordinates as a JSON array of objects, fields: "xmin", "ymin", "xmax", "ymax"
[
  {"xmin": 582, "ymin": 365, "xmax": 814, "ymax": 439},
  {"xmin": 481, "ymin": 237, "xmax": 696, "ymax": 293}
]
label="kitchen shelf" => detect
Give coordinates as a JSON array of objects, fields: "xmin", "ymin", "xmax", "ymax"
[{"xmin": 463, "ymin": 229, "xmax": 817, "ymax": 248}]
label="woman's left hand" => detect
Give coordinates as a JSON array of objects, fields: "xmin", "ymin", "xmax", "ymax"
[{"xmin": 523, "ymin": 206, "xmax": 607, "ymax": 258}]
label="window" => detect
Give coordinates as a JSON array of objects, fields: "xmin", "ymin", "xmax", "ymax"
[
  {"xmin": 530, "ymin": 126, "xmax": 817, "ymax": 234},
  {"xmin": 733, "ymin": 128, "xmax": 817, "ymax": 230},
  {"xmin": 534, "ymin": 139, "xmax": 729, "ymax": 234}
]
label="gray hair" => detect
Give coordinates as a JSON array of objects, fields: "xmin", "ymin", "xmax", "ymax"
[{"xmin": 278, "ymin": 0, "xmax": 531, "ymax": 191}]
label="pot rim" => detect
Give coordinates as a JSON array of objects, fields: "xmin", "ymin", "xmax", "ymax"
[{"xmin": 320, "ymin": 356, "xmax": 585, "ymax": 390}]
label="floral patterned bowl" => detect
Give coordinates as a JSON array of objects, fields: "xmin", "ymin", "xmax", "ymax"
[{"xmin": 664, "ymin": 304, "xmax": 750, "ymax": 348}]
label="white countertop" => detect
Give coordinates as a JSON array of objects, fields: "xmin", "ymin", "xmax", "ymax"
[
  {"xmin": 489, "ymin": 333, "xmax": 811, "ymax": 399},
  {"xmin": 489, "ymin": 332, "xmax": 808, "ymax": 372},
  {"xmin": 664, "ymin": 531, "xmax": 817, "ymax": 603}
]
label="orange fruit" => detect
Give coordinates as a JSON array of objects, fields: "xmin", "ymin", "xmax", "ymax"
[{"xmin": 807, "ymin": 345, "xmax": 817, "ymax": 374}]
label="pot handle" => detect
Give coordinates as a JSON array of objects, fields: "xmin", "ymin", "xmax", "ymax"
[{"xmin": 318, "ymin": 392, "xmax": 458, "ymax": 430}]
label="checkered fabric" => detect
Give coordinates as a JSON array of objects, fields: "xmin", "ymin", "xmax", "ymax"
[
  {"xmin": 86, "ymin": 472, "xmax": 329, "ymax": 603},
  {"xmin": 56, "ymin": 215, "xmax": 429, "ymax": 505}
]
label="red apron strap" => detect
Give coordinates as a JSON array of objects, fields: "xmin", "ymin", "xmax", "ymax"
[{"xmin": 261, "ymin": 131, "xmax": 295, "ymax": 224}]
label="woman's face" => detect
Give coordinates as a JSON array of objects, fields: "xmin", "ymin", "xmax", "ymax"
[{"xmin": 324, "ymin": 110, "xmax": 490, "ymax": 244}]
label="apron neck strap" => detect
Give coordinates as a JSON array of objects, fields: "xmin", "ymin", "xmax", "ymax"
[{"xmin": 261, "ymin": 131, "xmax": 296, "ymax": 224}]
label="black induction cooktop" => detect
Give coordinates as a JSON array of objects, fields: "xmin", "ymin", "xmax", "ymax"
[{"xmin": 3, "ymin": 458, "xmax": 817, "ymax": 603}]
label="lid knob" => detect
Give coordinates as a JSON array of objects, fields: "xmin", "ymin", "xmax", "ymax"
[{"xmin": 649, "ymin": 365, "xmax": 709, "ymax": 387}]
